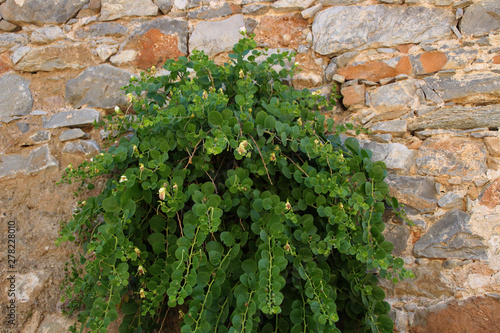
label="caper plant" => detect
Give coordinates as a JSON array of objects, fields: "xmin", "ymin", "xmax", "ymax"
[{"xmin": 58, "ymin": 34, "xmax": 412, "ymax": 333}]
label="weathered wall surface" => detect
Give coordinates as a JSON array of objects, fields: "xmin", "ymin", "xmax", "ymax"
[{"xmin": 0, "ymin": 0, "xmax": 499, "ymax": 332}]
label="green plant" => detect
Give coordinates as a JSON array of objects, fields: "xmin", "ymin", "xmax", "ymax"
[{"xmin": 57, "ymin": 35, "xmax": 412, "ymax": 333}]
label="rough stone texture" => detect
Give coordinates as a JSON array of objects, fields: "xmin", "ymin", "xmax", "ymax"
[
  {"xmin": 480, "ymin": 178, "xmax": 500, "ymax": 209},
  {"xmin": 301, "ymin": 4, "xmax": 321, "ymax": 19},
  {"xmin": 0, "ymin": 74, "xmax": 33, "ymax": 123},
  {"xmin": 410, "ymin": 297, "xmax": 500, "ymax": 333},
  {"xmin": 410, "ymin": 51, "xmax": 448, "ymax": 75},
  {"xmin": 154, "ymin": 0, "xmax": 173, "ymax": 14},
  {"xmin": 0, "ymin": 51, "xmax": 12, "ymax": 74},
  {"xmin": 385, "ymin": 173, "xmax": 437, "ymax": 213},
  {"xmin": 484, "ymin": 137, "xmax": 500, "ymax": 157},
  {"xmin": 386, "ymin": 266, "xmax": 454, "ymax": 299},
  {"xmin": 190, "ymin": 14, "xmax": 244, "ymax": 57},
  {"xmin": 65, "ymin": 64, "xmax": 132, "ymax": 109},
  {"xmin": 312, "ymin": 5, "xmax": 456, "ymax": 55},
  {"xmin": 114, "ymin": 17, "xmax": 188, "ymax": 68},
  {"xmin": 0, "ymin": 19, "xmax": 18, "ymax": 31},
  {"xmin": 62, "ymin": 139, "xmax": 100, "ymax": 154},
  {"xmin": 0, "ymin": 144, "xmax": 58, "ymax": 179},
  {"xmin": 341, "ymin": 84, "xmax": 365, "ymax": 108},
  {"xmin": 0, "ymin": 0, "xmax": 89, "ymax": 26},
  {"xmin": 242, "ymin": 4, "xmax": 269, "ymax": 15},
  {"xmin": 383, "ymin": 223, "xmax": 410, "ymax": 256},
  {"xmin": 337, "ymin": 57, "xmax": 411, "ymax": 82},
  {"xmin": 319, "ymin": 0, "xmax": 364, "ymax": 4},
  {"xmin": 254, "ymin": 13, "xmax": 308, "ymax": 49},
  {"xmin": 370, "ymin": 119, "xmax": 407, "ymax": 136},
  {"xmin": 0, "ymin": 32, "xmax": 27, "ymax": 52},
  {"xmin": 414, "ymin": 209, "xmax": 488, "ymax": 260},
  {"xmin": 409, "ymin": 105, "xmax": 500, "ymax": 131},
  {"xmin": 59, "ymin": 128, "xmax": 86, "ymax": 141},
  {"xmin": 42, "ymin": 109, "xmax": 101, "ymax": 129},
  {"xmin": 75, "ymin": 22, "xmax": 129, "ymax": 39},
  {"xmin": 438, "ymin": 192, "xmax": 463, "ymax": 209},
  {"xmin": 423, "ymin": 72, "xmax": 500, "ymax": 105},
  {"xmin": 100, "ymin": 0, "xmax": 158, "ymax": 21},
  {"xmin": 460, "ymin": 0, "xmax": 500, "ymax": 37},
  {"xmin": 30, "ymin": 26, "xmax": 66, "ymax": 44},
  {"xmin": 416, "ymin": 137, "xmax": 487, "ymax": 180},
  {"xmin": 271, "ymin": 0, "xmax": 315, "ymax": 12},
  {"xmin": 370, "ymin": 79, "xmax": 417, "ymax": 113},
  {"xmin": 14, "ymin": 43, "xmax": 98, "ymax": 72},
  {"xmin": 359, "ymin": 140, "xmax": 416, "ymax": 171},
  {"xmin": 188, "ymin": 3, "xmax": 240, "ymax": 20}
]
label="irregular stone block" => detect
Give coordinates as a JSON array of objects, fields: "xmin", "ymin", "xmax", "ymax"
[
  {"xmin": 30, "ymin": 26, "xmax": 65, "ymax": 44},
  {"xmin": 42, "ymin": 109, "xmax": 101, "ymax": 129},
  {"xmin": 62, "ymin": 140, "xmax": 100, "ymax": 155},
  {"xmin": 370, "ymin": 119, "xmax": 407, "ymax": 136},
  {"xmin": 242, "ymin": 4, "xmax": 269, "ymax": 15},
  {"xmin": 0, "ymin": 144, "xmax": 58, "ymax": 179},
  {"xmin": 437, "ymin": 192, "xmax": 463, "ymax": 209},
  {"xmin": 153, "ymin": 0, "xmax": 173, "ymax": 14},
  {"xmin": 59, "ymin": 128, "xmax": 86, "ymax": 141},
  {"xmin": 383, "ymin": 223, "xmax": 410, "ymax": 256},
  {"xmin": 0, "ymin": 32, "xmax": 27, "ymax": 52},
  {"xmin": 359, "ymin": 140, "xmax": 416, "ymax": 171},
  {"xmin": 188, "ymin": 3, "xmax": 240, "ymax": 20},
  {"xmin": 340, "ymin": 84, "xmax": 365, "ymax": 108},
  {"xmin": 385, "ymin": 173, "xmax": 437, "ymax": 213},
  {"xmin": 254, "ymin": 13, "xmax": 308, "ymax": 49},
  {"xmin": 0, "ymin": 19, "xmax": 18, "ymax": 32},
  {"xmin": 14, "ymin": 44, "xmax": 98, "ymax": 72},
  {"xmin": 312, "ymin": 5, "xmax": 456, "ymax": 55},
  {"xmin": 0, "ymin": 73, "xmax": 32, "ymax": 123},
  {"xmin": 337, "ymin": 57, "xmax": 411, "ymax": 82},
  {"xmin": 414, "ymin": 209, "xmax": 488, "ymax": 260},
  {"xmin": 272, "ymin": 0, "xmax": 315, "ymax": 13},
  {"xmin": 190, "ymin": 14, "xmax": 244, "ymax": 57},
  {"xmin": 75, "ymin": 22, "xmax": 129, "ymax": 39},
  {"xmin": 100, "ymin": 0, "xmax": 158, "ymax": 21},
  {"xmin": 416, "ymin": 137, "xmax": 487, "ymax": 180},
  {"xmin": 460, "ymin": 0, "xmax": 500, "ymax": 37},
  {"xmin": 66, "ymin": 64, "xmax": 132, "ymax": 109},
  {"xmin": 480, "ymin": 178, "xmax": 500, "ymax": 209},
  {"xmin": 319, "ymin": 0, "xmax": 364, "ymax": 4},
  {"xmin": 424, "ymin": 72, "xmax": 500, "ymax": 104},
  {"xmin": 389, "ymin": 266, "xmax": 454, "ymax": 299},
  {"xmin": 370, "ymin": 79, "xmax": 417, "ymax": 113},
  {"xmin": 0, "ymin": 0, "xmax": 89, "ymax": 26},
  {"xmin": 408, "ymin": 105, "xmax": 500, "ymax": 131}
]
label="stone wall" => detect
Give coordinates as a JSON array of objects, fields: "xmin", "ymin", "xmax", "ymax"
[{"xmin": 0, "ymin": 0, "xmax": 499, "ymax": 332}]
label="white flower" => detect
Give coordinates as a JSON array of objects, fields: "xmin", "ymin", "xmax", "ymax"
[
  {"xmin": 294, "ymin": 62, "xmax": 300, "ymax": 67},
  {"xmin": 130, "ymin": 75, "xmax": 136, "ymax": 81},
  {"xmin": 239, "ymin": 26, "xmax": 247, "ymax": 35},
  {"xmin": 126, "ymin": 93, "xmax": 134, "ymax": 103},
  {"xmin": 114, "ymin": 106, "xmax": 121, "ymax": 114},
  {"xmin": 119, "ymin": 175, "xmax": 128, "ymax": 183},
  {"xmin": 159, "ymin": 187, "xmax": 166, "ymax": 201}
]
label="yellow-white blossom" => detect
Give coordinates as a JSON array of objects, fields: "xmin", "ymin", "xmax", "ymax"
[
  {"xmin": 119, "ymin": 175, "xmax": 128, "ymax": 183},
  {"xmin": 159, "ymin": 187, "xmax": 166, "ymax": 200}
]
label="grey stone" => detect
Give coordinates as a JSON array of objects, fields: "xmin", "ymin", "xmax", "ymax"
[
  {"xmin": 244, "ymin": 17, "xmax": 258, "ymax": 35},
  {"xmin": 379, "ymin": 0, "xmax": 403, "ymax": 3},
  {"xmin": 66, "ymin": 64, "xmax": 132, "ymax": 109},
  {"xmin": 272, "ymin": 0, "xmax": 314, "ymax": 12},
  {"xmin": 423, "ymin": 72, "xmax": 500, "ymax": 104},
  {"xmin": 14, "ymin": 44, "xmax": 98, "ymax": 72},
  {"xmin": 359, "ymin": 140, "xmax": 416, "ymax": 171},
  {"xmin": 0, "ymin": 0, "xmax": 89, "ymax": 26},
  {"xmin": 188, "ymin": 3, "xmax": 237, "ymax": 20},
  {"xmin": 372, "ymin": 133, "xmax": 392, "ymax": 143},
  {"xmin": 415, "ymin": 129, "xmax": 458, "ymax": 139},
  {"xmin": 451, "ymin": 25, "xmax": 462, "ymax": 39},
  {"xmin": 30, "ymin": 26, "xmax": 65, "ymax": 44},
  {"xmin": 242, "ymin": 4, "xmax": 269, "ymax": 15},
  {"xmin": 242, "ymin": 0, "xmax": 275, "ymax": 4},
  {"xmin": 16, "ymin": 122, "xmax": 29, "ymax": 133},
  {"xmin": 318, "ymin": 0, "xmax": 364, "ymax": 5},
  {"xmin": 153, "ymin": 0, "xmax": 173, "ymax": 14},
  {"xmin": 62, "ymin": 140, "xmax": 100, "ymax": 155},
  {"xmin": 460, "ymin": 0, "xmax": 500, "ymax": 37},
  {"xmin": 0, "ymin": 144, "xmax": 58, "ymax": 179},
  {"xmin": 75, "ymin": 22, "xmax": 128, "ymax": 39},
  {"xmin": 28, "ymin": 130, "xmax": 51, "ymax": 144},
  {"xmin": 0, "ymin": 74, "xmax": 32, "ymax": 123},
  {"xmin": 0, "ymin": 32, "xmax": 27, "ymax": 52},
  {"xmin": 10, "ymin": 46, "xmax": 30, "ymax": 65},
  {"xmin": 383, "ymin": 223, "xmax": 410, "ymax": 256},
  {"xmin": 370, "ymin": 120, "xmax": 407, "ymax": 136},
  {"xmin": 59, "ymin": 128, "xmax": 86, "ymax": 141},
  {"xmin": 385, "ymin": 173, "xmax": 437, "ymax": 213},
  {"xmin": 415, "ymin": 137, "xmax": 487, "ymax": 180},
  {"xmin": 325, "ymin": 62, "xmax": 337, "ymax": 82},
  {"xmin": 414, "ymin": 209, "xmax": 488, "ymax": 260},
  {"xmin": 409, "ymin": 105, "xmax": 500, "ymax": 131},
  {"xmin": 190, "ymin": 14, "xmax": 244, "ymax": 57},
  {"xmin": 174, "ymin": 0, "xmax": 203, "ymax": 9},
  {"xmin": 312, "ymin": 5, "xmax": 456, "ymax": 55},
  {"xmin": 438, "ymin": 192, "xmax": 463, "ymax": 209},
  {"xmin": 420, "ymin": 84, "xmax": 444, "ymax": 105},
  {"xmin": 100, "ymin": 0, "xmax": 158, "ymax": 21},
  {"xmin": 434, "ymin": 0, "xmax": 453, "ymax": 5},
  {"xmin": 334, "ymin": 51, "xmax": 358, "ymax": 68},
  {"xmin": 301, "ymin": 4, "xmax": 322, "ymax": 19},
  {"xmin": 42, "ymin": 109, "xmax": 101, "ymax": 129},
  {"xmin": 453, "ymin": 0, "xmax": 472, "ymax": 9},
  {"xmin": 0, "ymin": 19, "xmax": 17, "ymax": 31},
  {"xmin": 370, "ymin": 79, "xmax": 417, "ymax": 114}
]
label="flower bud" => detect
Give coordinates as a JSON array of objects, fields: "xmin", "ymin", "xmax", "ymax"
[
  {"xmin": 134, "ymin": 247, "xmax": 141, "ymax": 257},
  {"xmin": 285, "ymin": 200, "xmax": 292, "ymax": 210},
  {"xmin": 139, "ymin": 288, "xmax": 145, "ymax": 298},
  {"xmin": 119, "ymin": 175, "xmax": 128, "ymax": 183},
  {"xmin": 138, "ymin": 265, "xmax": 145, "ymax": 275},
  {"xmin": 159, "ymin": 187, "xmax": 166, "ymax": 201},
  {"xmin": 239, "ymin": 26, "xmax": 247, "ymax": 35},
  {"xmin": 139, "ymin": 163, "xmax": 144, "ymax": 172},
  {"xmin": 114, "ymin": 106, "xmax": 121, "ymax": 114}
]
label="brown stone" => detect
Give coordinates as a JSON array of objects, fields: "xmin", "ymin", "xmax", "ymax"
[
  {"xmin": 341, "ymin": 84, "xmax": 365, "ymax": 108},
  {"xmin": 480, "ymin": 178, "xmax": 500, "ymax": 209},
  {"xmin": 411, "ymin": 297, "xmax": 500, "ymax": 333},
  {"xmin": 388, "ymin": 266, "xmax": 454, "ymax": 299},
  {"xmin": 397, "ymin": 43, "xmax": 414, "ymax": 53},
  {"xmin": 337, "ymin": 56, "xmax": 411, "ymax": 82},
  {"xmin": 254, "ymin": 14, "xmax": 308, "ymax": 49},
  {"xmin": 484, "ymin": 137, "xmax": 500, "ymax": 157},
  {"xmin": 0, "ymin": 52, "xmax": 13, "ymax": 75},
  {"xmin": 420, "ymin": 51, "xmax": 448, "ymax": 73},
  {"xmin": 494, "ymin": 54, "xmax": 500, "ymax": 64},
  {"xmin": 126, "ymin": 28, "xmax": 185, "ymax": 69}
]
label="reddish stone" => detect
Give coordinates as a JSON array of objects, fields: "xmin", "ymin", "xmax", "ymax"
[
  {"xmin": 480, "ymin": 178, "xmax": 500, "ymax": 209},
  {"xmin": 420, "ymin": 51, "xmax": 448, "ymax": 73},
  {"xmin": 411, "ymin": 297, "xmax": 500, "ymax": 333},
  {"xmin": 337, "ymin": 56, "xmax": 411, "ymax": 82},
  {"xmin": 341, "ymin": 84, "xmax": 365, "ymax": 108},
  {"xmin": 493, "ymin": 54, "xmax": 500, "ymax": 64},
  {"xmin": 127, "ymin": 28, "xmax": 185, "ymax": 69},
  {"xmin": 397, "ymin": 44, "xmax": 414, "ymax": 54},
  {"xmin": 0, "ymin": 52, "xmax": 13, "ymax": 74},
  {"xmin": 254, "ymin": 14, "xmax": 308, "ymax": 49}
]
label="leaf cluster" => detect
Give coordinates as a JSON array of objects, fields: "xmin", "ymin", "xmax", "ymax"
[{"xmin": 58, "ymin": 35, "xmax": 412, "ymax": 333}]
